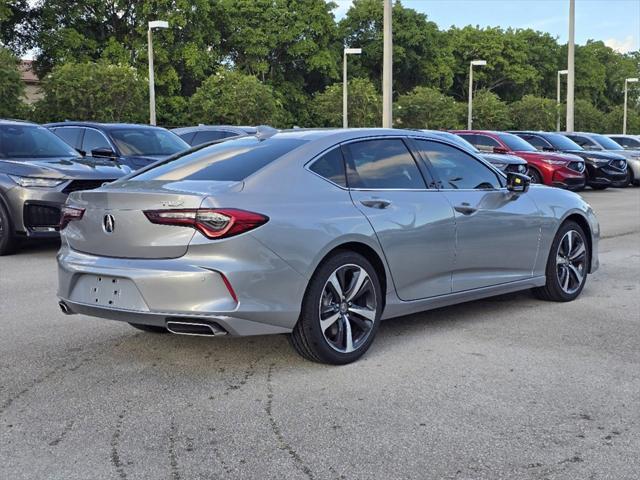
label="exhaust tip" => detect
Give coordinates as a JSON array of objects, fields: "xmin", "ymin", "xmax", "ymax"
[
  {"xmin": 58, "ymin": 301, "xmax": 73, "ymax": 315},
  {"xmin": 166, "ymin": 320, "xmax": 227, "ymax": 337}
]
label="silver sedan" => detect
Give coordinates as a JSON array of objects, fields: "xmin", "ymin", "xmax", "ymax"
[{"xmin": 57, "ymin": 129, "xmax": 599, "ymax": 364}]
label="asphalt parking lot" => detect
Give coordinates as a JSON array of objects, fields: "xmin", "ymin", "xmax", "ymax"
[{"xmin": 1, "ymin": 187, "xmax": 639, "ymax": 480}]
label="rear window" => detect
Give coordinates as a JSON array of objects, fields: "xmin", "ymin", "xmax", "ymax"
[{"xmin": 132, "ymin": 136, "xmax": 307, "ymax": 182}]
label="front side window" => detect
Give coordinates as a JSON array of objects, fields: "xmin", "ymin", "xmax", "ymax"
[
  {"xmin": 589, "ymin": 134, "xmax": 624, "ymax": 151},
  {"xmin": 474, "ymin": 135, "xmax": 500, "ymax": 152},
  {"xmin": 109, "ymin": 128, "xmax": 189, "ymax": 156},
  {"xmin": 343, "ymin": 139, "xmax": 426, "ymax": 189},
  {"xmin": 615, "ymin": 137, "xmax": 640, "ymax": 148},
  {"xmin": 567, "ymin": 135, "xmax": 598, "ymax": 149},
  {"xmin": 415, "ymin": 139, "xmax": 501, "ymax": 190},
  {"xmin": 543, "ymin": 133, "xmax": 583, "ymax": 151},
  {"xmin": 132, "ymin": 136, "xmax": 308, "ymax": 182},
  {"xmin": 309, "ymin": 148, "xmax": 347, "ymax": 187},
  {"xmin": 521, "ymin": 135, "xmax": 551, "ymax": 150},
  {"xmin": 82, "ymin": 129, "xmax": 111, "ymax": 153},
  {"xmin": 496, "ymin": 133, "xmax": 538, "ymax": 152},
  {"xmin": 0, "ymin": 125, "xmax": 79, "ymax": 159}
]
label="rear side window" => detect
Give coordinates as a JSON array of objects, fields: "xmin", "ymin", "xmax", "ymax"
[
  {"xmin": 309, "ymin": 148, "xmax": 346, "ymax": 187},
  {"xmin": 132, "ymin": 137, "xmax": 307, "ymax": 182},
  {"xmin": 52, "ymin": 127, "xmax": 83, "ymax": 149},
  {"xmin": 415, "ymin": 139, "xmax": 502, "ymax": 190},
  {"xmin": 343, "ymin": 139, "xmax": 426, "ymax": 189},
  {"xmin": 192, "ymin": 130, "xmax": 238, "ymax": 145}
]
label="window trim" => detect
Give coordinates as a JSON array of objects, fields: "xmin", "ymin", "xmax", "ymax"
[
  {"xmin": 412, "ymin": 137, "xmax": 507, "ymax": 192},
  {"xmin": 305, "ymin": 145, "xmax": 348, "ymax": 189}
]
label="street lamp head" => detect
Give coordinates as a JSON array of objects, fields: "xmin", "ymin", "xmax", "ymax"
[
  {"xmin": 558, "ymin": 70, "xmax": 569, "ymax": 75},
  {"xmin": 344, "ymin": 48, "xmax": 362, "ymax": 55},
  {"xmin": 470, "ymin": 60, "xmax": 487, "ymax": 66},
  {"xmin": 149, "ymin": 20, "xmax": 169, "ymax": 30},
  {"xmin": 626, "ymin": 78, "xmax": 639, "ymax": 83}
]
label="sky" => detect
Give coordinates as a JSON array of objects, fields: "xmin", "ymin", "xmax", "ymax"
[{"xmin": 332, "ymin": 0, "xmax": 640, "ymax": 54}]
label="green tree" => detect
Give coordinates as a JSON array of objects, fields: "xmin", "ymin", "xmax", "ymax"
[
  {"xmin": 35, "ymin": 62, "xmax": 147, "ymax": 123},
  {"xmin": 0, "ymin": 47, "xmax": 26, "ymax": 118},
  {"xmin": 467, "ymin": 90, "xmax": 510, "ymax": 130},
  {"xmin": 189, "ymin": 69, "xmax": 283, "ymax": 126},
  {"xmin": 311, "ymin": 77, "xmax": 381, "ymax": 127},
  {"xmin": 571, "ymin": 99, "xmax": 606, "ymax": 133},
  {"xmin": 509, "ymin": 95, "xmax": 558, "ymax": 131},
  {"xmin": 394, "ymin": 86, "xmax": 462, "ymax": 129},
  {"xmin": 339, "ymin": 0, "xmax": 453, "ymax": 94},
  {"xmin": 603, "ymin": 106, "xmax": 640, "ymax": 135}
]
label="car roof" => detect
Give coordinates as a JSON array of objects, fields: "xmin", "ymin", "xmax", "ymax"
[
  {"xmin": 172, "ymin": 125, "xmax": 258, "ymax": 135},
  {"xmin": 0, "ymin": 119, "xmax": 39, "ymax": 127},
  {"xmin": 44, "ymin": 121, "xmax": 169, "ymax": 131},
  {"xmin": 261, "ymin": 128, "xmax": 453, "ymax": 143}
]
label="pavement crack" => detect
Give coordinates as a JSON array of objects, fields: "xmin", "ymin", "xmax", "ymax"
[
  {"xmin": 49, "ymin": 419, "xmax": 74, "ymax": 446},
  {"xmin": 110, "ymin": 409, "xmax": 128, "ymax": 479},
  {"xmin": 265, "ymin": 363, "xmax": 316, "ymax": 480},
  {"xmin": 168, "ymin": 419, "xmax": 182, "ymax": 480}
]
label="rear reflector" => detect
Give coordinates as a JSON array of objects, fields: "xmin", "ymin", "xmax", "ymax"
[
  {"xmin": 59, "ymin": 206, "xmax": 85, "ymax": 229},
  {"xmin": 143, "ymin": 208, "xmax": 268, "ymax": 239}
]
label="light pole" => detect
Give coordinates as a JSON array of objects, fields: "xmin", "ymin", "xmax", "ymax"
[
  {"xmin": 343, "ymin": 48, "xmax": 362, "ymax": 128},
  {"xmin": 557, "ymin": 69, "xmax": 568, "ymax": 131},
  {"xmin": 566, "ymin": 0, "xmax": 575, "ymax": 132},
  {"xmin": 148, "ymin": 20, "xmax": 169, "ymax": 126},
  {"xmin": 467, "ymin": 60, "xmax": 486, "ymax": 130},
  {"xmin": 382, "ymin": 0, "xmax": 393, "ymax": 128},
  {"xmin": 623, "ymin": 77, "xmax": 639, "ymax": 134}
]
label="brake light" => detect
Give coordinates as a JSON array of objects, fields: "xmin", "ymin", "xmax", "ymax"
[
  {"xmin": 59, "ymin": 206, "xmax": 85, "ymax": 229},
  {"xmin": 143, "ymin": 209, "xmax": 269, "ymax": 239}
]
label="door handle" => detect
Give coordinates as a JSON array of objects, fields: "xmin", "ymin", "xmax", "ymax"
[
  {"xmin": 454, "ymin": 203, "xmax": 478, "ymax": 215},
  {"xmin": 360, "ymin": 199, "xmax": 392, "ymax": 209}
]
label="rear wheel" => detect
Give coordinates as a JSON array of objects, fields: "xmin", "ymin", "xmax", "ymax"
[
  {"xmin": 290, "ymin": 251, "xmax": 382, "ymax": 364},
  {"xmin": 0, "ymin": 202, "xmax": 16, "ymax": 256},
  {"xmin": 128, "ymin": 323, "xmax": 168, "ymax": 333},
  {"xmin": 533, "ymin": 221, "xmax": 589, "ymax": 302}
]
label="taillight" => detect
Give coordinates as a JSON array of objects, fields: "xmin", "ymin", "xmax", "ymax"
[
  {"xmin": 143, "ymin": 209, "xmax": 269, "ymax": 239},
  {"xmin": 59, "ymin": 206, "xmax": 85, "ymax": 229}
]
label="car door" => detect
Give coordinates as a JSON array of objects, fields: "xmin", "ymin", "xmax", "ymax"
[
  {"xmin": 343, "ymin": 137, "xmax": 456, "ymax": 301},
  {"xmin": 414, "ymin": 139, "xmax": 541, "ymax": 292}
]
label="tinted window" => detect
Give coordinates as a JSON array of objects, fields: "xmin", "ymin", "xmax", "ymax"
[
  {"xmin": 567, "ymin": 135, "xmax": 598, "ymax": 149},
  {"xmin": 415, "ymin": 140, "xmax": 501, "ymax": 190},
  {"xmin": 52, "ymin": 127, "xmax": 83, "ymax": 149},
  {"xmin": 192, "ymin": 130, "xmax": 239, "ymax": 146},
  {"xmin": 590, "ymin": 134, "xmax": 624, "ymax": 150},
  {"xmin": 522, "ymin": 135, "xmax": 550, "ymax": 150},
  {"xmin": 132, "ymin": 136, "xmax": 307, "ymax": 182},
  {"xmin": 475, "ymin": 134, "xmax": 500, "ymax": 152},
  {"xmin": 496, "ymin": 133, "xmax": 537, "ymax": 152},
  {"xmin": 309, "ymin": 148, "xmax": 346, "ymax": 187},
  {"xmin": 543, "ymin": 133, "xmax": 583, "ymax": 151},
  {"xmin": 0, "ymin": 125, "xmax": 79, "ymax": 159},
  {"xmin": 614, "ymin": 137, "xmax": 640, "ymax": 148},
  {"xmin": 110, "ymin": 128, "xmax": 189, "ymax": 156},
  {"xmin": 178, "ymin": 132, "xmax": 196, "ymax": 145},
  {"xmin": 82, "ymin": 129, "xmax": 111, "ymax": 153},
  {"xmin": 343, "ymin": 139, "xmax": 426, "ymax": 189}
]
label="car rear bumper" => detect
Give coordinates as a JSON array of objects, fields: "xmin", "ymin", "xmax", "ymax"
[{"xmin": 56, "ymin": 238, "xmax": 307, "ymax": 336}]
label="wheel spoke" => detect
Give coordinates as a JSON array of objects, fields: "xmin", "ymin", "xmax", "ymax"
[
  {"xmin": 343, "ymin": 315, "xmax": 354, "ymax": 353},
  {"xmin": 566, "ymin": 231, "xmax": 573, "ymax": 256},
  {"xmin": 346, "ymin": 268, "xmax": 370, "ymax": 302},
  {"xmin": 347, "ymin": 314, "xmax": 372, "ymax": 333},
  {"xmin": 320, "ymin": 312, "xmax": 340, "ymax": 333},
  {"xmin": 569, "ymin": 242, "xmax": 585, "ymax": 260},
  {"xmin": 327, "ymin": 271, "xmax": 343, "ymax": 299},
  {"xmin": 348, "ymin": 305, "xmax": 376, "ymax": 321},
  {"xmin": 562, "ymin": 266, "xmax": 570, "ymax": 291},
  {"xmin": 567, "ymin": 263, "xmax": 583, "ymax": 286}
]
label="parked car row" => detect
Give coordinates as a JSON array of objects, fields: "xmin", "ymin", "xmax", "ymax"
[{"xmin": 1, "ymin": 119, "xmax": 637, "ymax": 257}]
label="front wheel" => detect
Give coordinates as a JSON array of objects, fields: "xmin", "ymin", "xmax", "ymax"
[
  {"xmin": 0, "ymin": 202, "xmax": 16, "ymax": 256},
  {"xmin": 290, "ymin": 251, "xmax": 382, "ymax": 364},
  {"xmin": 533, "ymin": 221, "xmax": 589, "ymax": 302},
  {"xmin": 527, "ymin": 168, "xmax": 543, "ymax": 185}
]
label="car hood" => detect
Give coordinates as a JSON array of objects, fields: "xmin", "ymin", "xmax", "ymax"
[
  {"xmin": 480, "ymin": 153, "xmax": 526, "ymax": 165},
  {"xmin": 0, "ymin": 156, "xmax": 131, "ymax": 179},
  {"xmin": 563, "ymin": 149, "xmax": 626, "ymax": 161}
]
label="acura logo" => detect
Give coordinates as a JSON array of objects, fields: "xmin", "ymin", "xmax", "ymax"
[{"xmin": 103, "ymin": 214, "xmax": 115, "ymax": 234}]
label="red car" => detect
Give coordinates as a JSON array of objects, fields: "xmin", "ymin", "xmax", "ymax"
[{"xmin": 451, "ymin": 130, "xmax": 586, "ymax": 190}]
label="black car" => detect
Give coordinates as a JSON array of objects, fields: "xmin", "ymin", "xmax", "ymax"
[
  {"xmin": 172, "ymin": 125, "xmax": 257, "ymax": 147},
  {"xmin": 46, "ymin": 122, "xmax": 190, "ymax": 170},
  {"xmin": 0, "ymin": 120, "xmax": 130, "ymax": 255},
  {"xmin": 509, "ymin": 131, "xmax": 628, "ymax": 190}
]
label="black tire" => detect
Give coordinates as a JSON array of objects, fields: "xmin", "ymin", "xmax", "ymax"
[
  {"xmin": 290, "ymin": 250, "xmax": 383, "ymax": 365},
  {"xmin": 128, "ymin": 322, "xmax": 168, "ymax": 333},
  {"xmin": 527, "ymin": 168, "xmax": 543, "ymax": 185},
  {"xmin": 0, "ymin": 201, "xmax": 16, "ymax": 256},
  {"xmin": 533, "ymin": 221, "xmax": 589, "ymax": 302}
]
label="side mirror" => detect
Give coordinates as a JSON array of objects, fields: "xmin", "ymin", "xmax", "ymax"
[
  {"xmin": 91, "ymin": 147, "xmax": 117, "ymax": 159},
  {"xmin": 506, "ymin": 172, "xmax": 530, "ymax": 193},
  {"xmin": 493, "ymin": 146, "xmax": 509, "ymax": 154}
]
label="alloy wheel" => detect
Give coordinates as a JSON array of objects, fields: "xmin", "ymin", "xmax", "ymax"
[
  {"xmin": 556, "ymin": 230, "xmax": 587, "ymax": 295},
  {"xmin": 319, "ymin": 264, "xmax": 377, "ymax": 353}
]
